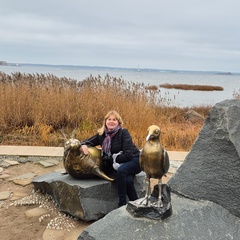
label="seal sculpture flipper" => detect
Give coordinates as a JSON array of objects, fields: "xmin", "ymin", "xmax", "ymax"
[
  {"xmin": 92, "ymin": 166, "xmax": 115, "ymax": 181},
  {"xmin": 63, "ymin": 138, "xmax": 114, "ymax": 181}
]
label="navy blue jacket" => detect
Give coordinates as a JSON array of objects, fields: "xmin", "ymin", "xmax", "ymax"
[{"xmin": 81, "ymin": 128, "xmax": 140, "ymax": 163}]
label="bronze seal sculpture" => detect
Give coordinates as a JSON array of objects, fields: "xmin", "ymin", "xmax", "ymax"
[{"xmin": 63, "ymin": 137, "xmax": 114, "ymax": 181}]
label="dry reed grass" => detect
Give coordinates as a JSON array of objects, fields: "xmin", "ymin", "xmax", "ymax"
[
  {"xmin": 160, "ymin": 83, "xmax": 224, "ymax": 91},
  {"xmin": 0, "ymin": 72, "xmax": 212, "ymax": 151}
]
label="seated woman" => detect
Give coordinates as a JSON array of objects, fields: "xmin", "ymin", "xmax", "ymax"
[{"xmin": 81, "ymin": 110, "xmax": 141, "ymax": 207}]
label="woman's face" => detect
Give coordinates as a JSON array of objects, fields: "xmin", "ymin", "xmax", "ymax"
[{"xmin": 105, "ymin": 114, "xmax": 119, "ymax": 131}]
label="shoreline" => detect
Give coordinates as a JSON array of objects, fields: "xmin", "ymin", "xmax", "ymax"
[{"xmin": 0, "ymin": 66, "xmax": 239, "ymax": 108}]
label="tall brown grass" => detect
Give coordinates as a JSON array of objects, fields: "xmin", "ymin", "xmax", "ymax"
[{"xmin": 0, "ymin": 72, "xmax": 212, "ymax": 151}]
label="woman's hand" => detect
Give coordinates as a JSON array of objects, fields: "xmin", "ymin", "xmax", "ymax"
[{"xmin": 81, "ymin": 145, "xmax": 89, "ymax": 155}]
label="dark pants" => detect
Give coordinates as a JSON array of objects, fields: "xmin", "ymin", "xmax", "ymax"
[{"xmin": 117, "ymin": 156, "xmax": 142, "ymax": 207}]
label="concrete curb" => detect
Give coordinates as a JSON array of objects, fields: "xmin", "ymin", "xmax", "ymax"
[{"xmin": 0, "ymin": 145, "xmax": 188, "ymax": 161}]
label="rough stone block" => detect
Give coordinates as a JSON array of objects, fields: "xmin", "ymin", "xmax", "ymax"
[
  {"xmin": 78, "ymin": 193, "xmax": 240, "ymax": 240},
  {"xmin": 32, "ymin": 171, "xmax": 145, "ymax": 221},
  {"xmin": 169, "ymin": 99, "xmax": 240, "ymax": 217}
]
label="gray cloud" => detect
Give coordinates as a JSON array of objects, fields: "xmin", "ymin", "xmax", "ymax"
[{"xmin": 1, "ymin": 0, "xmax": 240, "ymax": 72}]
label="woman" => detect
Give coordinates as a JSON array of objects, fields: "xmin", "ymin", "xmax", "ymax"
[{"xmin": 81, "ymin": 110, "xmax": 141, "ymax": 207}]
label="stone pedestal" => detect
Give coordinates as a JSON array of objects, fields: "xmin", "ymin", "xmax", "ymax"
[
  {"xmin": 126, "ymin": 184, "xmax": 172, "ymax": 220},
  {"xmin": 32, "ymin": 171, "xmax": 145, "ymax": 221},
  {"xmin": 78, "ymin": 193, "xmax": 240, "ymax": 240}
]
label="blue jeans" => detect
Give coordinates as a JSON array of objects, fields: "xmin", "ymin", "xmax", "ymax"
[{"xmin": 116, "ymin": 156, "xmax": 142, "ymax": 207}]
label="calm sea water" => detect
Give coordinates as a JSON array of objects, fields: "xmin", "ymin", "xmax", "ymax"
[{"xmin": 1, "ymin": 64, "xmax": 240, "ymax": 108}]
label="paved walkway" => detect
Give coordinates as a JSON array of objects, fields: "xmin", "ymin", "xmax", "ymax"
[
  {"xmin": 0, "ymin": 145, "xmax": 188, "ymax": 161},
  {"xmin": 0, "ymin": 145, "xmax": 63, "ymax": 157}
]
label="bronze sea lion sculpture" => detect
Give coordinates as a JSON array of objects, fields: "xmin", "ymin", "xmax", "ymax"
[
  {"xmin": 63, "ymin": 137, "xmax": 115, "ymax": 181},
  {"xmin": 138, "ymin": 125, "xmax": 170, "ymax": 207}
]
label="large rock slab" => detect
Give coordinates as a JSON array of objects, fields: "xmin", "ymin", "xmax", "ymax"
[
  {"xmin": 169, "ymin": 99, "xmax": 240, "ymax": 217},
  {"xmin": 79, "ymin": 193, "xmax": 240, "ymax": 240},
  {"xmin": 32, "ymin": 171, "xmax": 145, "ymax": 221}
]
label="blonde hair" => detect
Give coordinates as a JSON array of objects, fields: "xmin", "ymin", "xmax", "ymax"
[{"xmin": 98, "ymin": 110, "xmax": 123, "ymax": 135}]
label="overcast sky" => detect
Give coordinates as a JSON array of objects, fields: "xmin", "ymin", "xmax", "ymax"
[{"xmin": 1, "ymin": 0, "xmax": 240, "ymax": 72}]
